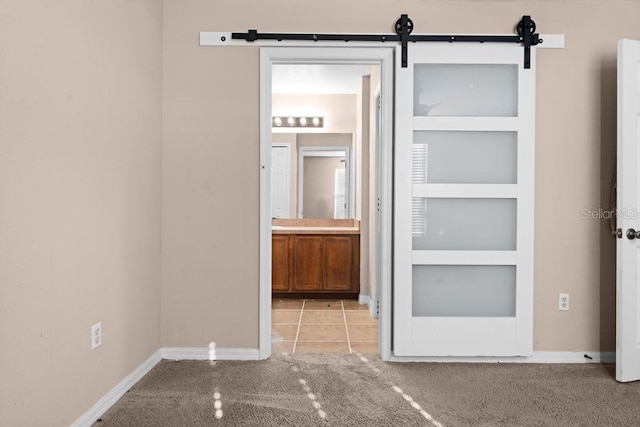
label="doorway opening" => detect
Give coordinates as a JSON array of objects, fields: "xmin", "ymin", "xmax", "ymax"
[{"xmin": 259, "ymin": 48, "xmax": 394, "ymax": 359}]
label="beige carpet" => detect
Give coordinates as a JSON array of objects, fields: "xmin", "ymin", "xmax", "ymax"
[{"xmin": 94, "ymin": 354, "xmax": 640, "ymax": 426}]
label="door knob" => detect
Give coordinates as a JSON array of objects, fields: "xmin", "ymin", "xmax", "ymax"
[{"xmin": 626, "ymin": 228, "xmax": 640, "ymax": 240}]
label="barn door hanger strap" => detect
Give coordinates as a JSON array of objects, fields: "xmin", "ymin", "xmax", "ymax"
[{"xmin": 232, "ymin": 14, "xmax": 541, "ymax": 69}]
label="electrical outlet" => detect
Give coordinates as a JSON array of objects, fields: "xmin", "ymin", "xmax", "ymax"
[
  {"xmin": 91, "ymin": 322, "xmax": 102, "ymax": 350},
  {"xmin": 558, "ymin": 293, "xmax": 569, "ymax": 311}
]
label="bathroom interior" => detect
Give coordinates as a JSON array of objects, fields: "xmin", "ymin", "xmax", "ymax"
[{"xmin": 270, "ymin": 63, "xmax": 380, "ymax": 354}]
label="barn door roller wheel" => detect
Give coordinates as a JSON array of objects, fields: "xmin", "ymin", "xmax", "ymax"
[{"xmin": 395, "ymin": 16, "xmax": 414, "ymax": 36}]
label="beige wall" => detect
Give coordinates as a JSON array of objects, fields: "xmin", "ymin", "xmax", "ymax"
[
  {"xmin": 162, "ymin": 0, "xmax": 640, "ymax": 353},
  {"xmin": 161, "ymin": 3, "xmax": 261, "ymax": 348},
  {"xmin": 0, "ymin": 1, "xmax": 163, "ymax": 425}
]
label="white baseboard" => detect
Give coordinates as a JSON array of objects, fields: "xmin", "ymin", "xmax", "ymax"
[
  {"xmin": 358, "ymin": 294, "xmax": 379, "ymax": 319},
  {"xmin": 162, "ymin": 347, "xmax": 260, "ymax": 361},
  {"xmin": 71, "ymin": 349, "xmax": 162, "ymax": 427},
  {"xmin": 358, "ymin": 294, "xmax": 370, "ymax": 307},
  {"xmin": 530, "ymin": 351, "xmax": 615, "ymax": 364},
  {"xmin": 388, "ymin": 351, "xmax": 616, "ymax": 364}
]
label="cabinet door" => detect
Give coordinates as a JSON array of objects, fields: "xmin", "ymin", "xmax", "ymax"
[
  {"xmin": 272, "ymin": 235, "xmax": 291, "ymax": 292},
  {"xmin": 293, "ymin": 236, "xmax": 324, "ymax": 290},
  {"xmin": 324, "ymin": 236, "xmax": 353, "ymax": 290}
]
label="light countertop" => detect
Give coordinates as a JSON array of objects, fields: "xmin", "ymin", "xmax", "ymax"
[{"xmin": 272, "ymin": 226, "xmax": 360, "ymax": 235}]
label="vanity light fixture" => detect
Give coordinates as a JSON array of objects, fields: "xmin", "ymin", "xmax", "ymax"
[{"xmin": 272, "ymin": 116, "xmax": 324, "ymax": 128}]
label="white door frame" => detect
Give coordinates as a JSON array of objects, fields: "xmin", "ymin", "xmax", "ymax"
[
  {"xmin": 259, "ymin": 47, "xmax": 395, "ymax": 360},
  {"xmin": 371, "ymin": 89, "xmax": 382, "ymax": 319}
]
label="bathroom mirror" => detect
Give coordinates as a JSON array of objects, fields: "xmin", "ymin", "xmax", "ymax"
[
  {"xmin": 298, "ymin": 146, "xmax": 353, "ymax": 219},
  {"xmin": 271, "ymin": 133, "xmax": 356, "ymax": 220}
]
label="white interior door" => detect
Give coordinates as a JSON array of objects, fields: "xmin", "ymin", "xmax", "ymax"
[
  {"xmin": 394, "ymin": 43, "xmax": 536, "ymax": 356},
  {"xmin": 271, "ymin": 144, "xmax": 291, "ymax": 218},
  {"xmin": 616, "ymin": 39, "xmax": 640, "ymax": 382}
]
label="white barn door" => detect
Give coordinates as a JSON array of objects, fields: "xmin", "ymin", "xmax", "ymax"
[
  {"xmin": 394, "ymin": 43, "xmax": 536, "ymax": 356},
  {"xmin": 616, "ymin": 39, "xmax": 640, "ymax": 382}
]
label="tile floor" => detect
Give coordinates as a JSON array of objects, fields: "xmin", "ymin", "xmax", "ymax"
[{"xmin": 272, "ymin": 299, "xmax": 378, "ymax": 354}]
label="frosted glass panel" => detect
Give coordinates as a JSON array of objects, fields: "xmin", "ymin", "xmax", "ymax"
[
  {"xmin": 413, "ymin": 132, "xmax": 517, "ymax": 184},
  {"xmin": 414, "ymin": 64, "xmax": 517, "ymax": 116},
  {"xmin": 412, "ymin": 265, "xmax": 516, "ymax": 317},
  {"xmin": 413, "ymin": 198, "xmax": 516, "ymax": 250}
]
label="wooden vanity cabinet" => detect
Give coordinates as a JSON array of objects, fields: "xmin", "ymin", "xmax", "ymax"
[{"xmin": 272, "ymin": 233, "xmax": 360, "ymax": 295}]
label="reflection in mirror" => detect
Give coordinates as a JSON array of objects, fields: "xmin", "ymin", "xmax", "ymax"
[
  {"xmin": 270, "ymin": 133, "xmax": 356, "ymax": 220},
  {"xmin": 271, "ymin": 143, "xmax": 292, "ymax": 219},
  {"xmin": 298, "ymin": 147, "xmax": 351, "ymax": 219}
]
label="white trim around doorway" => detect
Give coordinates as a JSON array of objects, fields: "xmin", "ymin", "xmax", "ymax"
[{"xmin": 259, "ymin": 47, "xmax": 395, "ymax": 360}]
